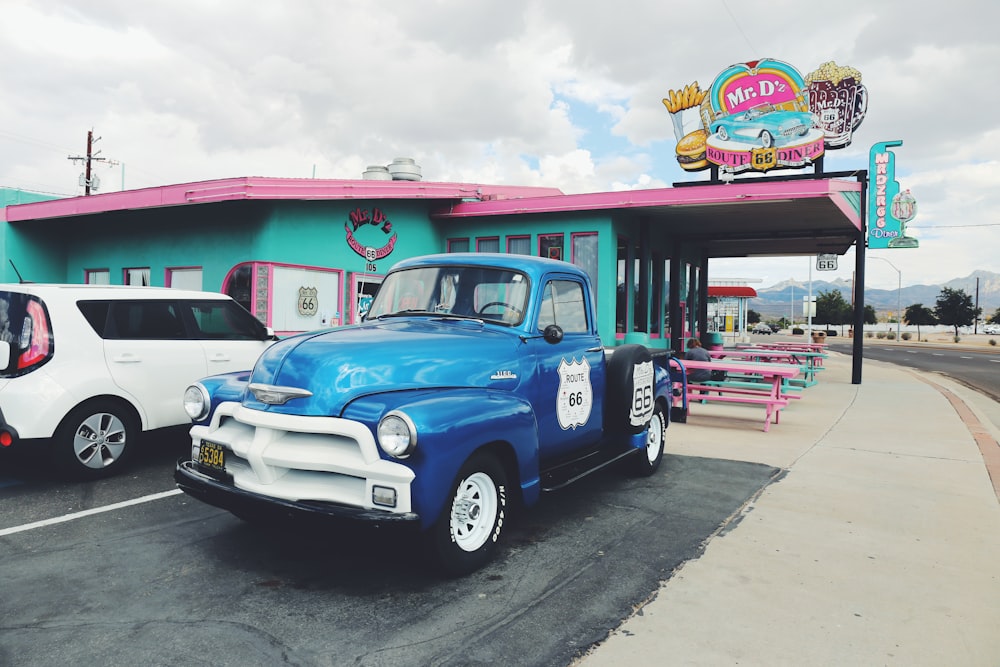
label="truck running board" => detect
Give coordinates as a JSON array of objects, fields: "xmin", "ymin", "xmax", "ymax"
[{"xmin": 540, "ymin": 448, "xmax": 638, "ymax": 492}]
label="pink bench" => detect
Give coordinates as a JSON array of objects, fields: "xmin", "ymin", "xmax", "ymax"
[{"xmin": 671, "ymin": 358, "xmax": 801, "ymax": 432}]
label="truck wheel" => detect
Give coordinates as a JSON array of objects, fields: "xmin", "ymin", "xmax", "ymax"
[
  {"xmin": 606, "ymin": 344, "xmax": 655, "ymax": 435},
  {"xmin": 425, "ymin": 452, "xmax": 507, "ymax": 577},
  {"xmin": 630, "ymin": 401, "xmax": 666, "ymax": 476},
  {"xmin": 51, "ymin": 400, "xmax": 138, "ymax": 479}
]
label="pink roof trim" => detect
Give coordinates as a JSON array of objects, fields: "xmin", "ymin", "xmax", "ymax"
[
  {"xmin": 4, "ymin": 176, "xmax": 565, "ymax": 222},
  {"xmin": 435, "ymin": 178, "xmax": 863, "ymax": 229}
]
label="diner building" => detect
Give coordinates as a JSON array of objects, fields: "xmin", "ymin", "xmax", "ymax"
[{"xmin": 0, "ymin": 164, "xmax": 865, "ymax": 354}]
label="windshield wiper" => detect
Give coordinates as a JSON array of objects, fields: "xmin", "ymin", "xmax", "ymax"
[{"xmin": 372, "ymin": 310, "xmax": 439, "ymax": 319}]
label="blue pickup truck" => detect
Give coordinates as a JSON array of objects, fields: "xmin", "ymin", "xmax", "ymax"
[{"xmin": 175, "ymin": 253, "xmax": 673, "ymax": 575}]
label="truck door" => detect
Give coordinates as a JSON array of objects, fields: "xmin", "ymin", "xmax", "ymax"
[{"xmin": 527, "ymin": 276, "xmax": 605, "ymax": 462}]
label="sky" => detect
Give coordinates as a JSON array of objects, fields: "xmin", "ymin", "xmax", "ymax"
[{"xmin": 1, "ymin": 0, "xmax": 998, "ymax": 291}]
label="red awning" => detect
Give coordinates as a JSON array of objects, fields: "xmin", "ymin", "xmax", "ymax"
[{"xmin": 708, "ymin": 286, "xmax": 757, "ymax": 298}]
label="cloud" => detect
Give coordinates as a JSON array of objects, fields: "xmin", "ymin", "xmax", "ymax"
[{"xmin": 1, "ymin": 0, "xmax": 998, "ymax": 289}]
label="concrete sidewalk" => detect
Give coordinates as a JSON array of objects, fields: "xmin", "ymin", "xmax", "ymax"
[{"xmin": 576, "ymin": 351, "xmax": 1000, "ymax": 666}]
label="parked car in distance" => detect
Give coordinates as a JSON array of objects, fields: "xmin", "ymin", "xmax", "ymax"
[
  {"xmin": 752, "ymin": 322, "xmax": 774, "ymax": 335},
  {"xmin": 0, "ymin": 284, "xmax": 276, "ymax": 478},
  {"xmin": 983, "ymin": 323, "xmax": 1000, "ymax": 335},
  {"xmin": 710, "ymin": 103, "xmax": 819, "ymax": 148}
]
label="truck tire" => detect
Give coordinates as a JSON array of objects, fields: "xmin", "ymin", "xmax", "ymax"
[
  {"xmin": 630, "ymin": 401, "xmax": 666, "ymax": 476},
  {"xmin": 425, "ymin": 452, "xmax": 507, "ymax": 577},
  {"xmin": 51, "ymin": 399, "xmax": 138, "ymax": 479},
  {"xmin": 605, "ymin": 344, "xmax": 655, "ymax": 436}
]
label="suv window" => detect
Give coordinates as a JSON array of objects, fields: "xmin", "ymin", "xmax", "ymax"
[
  {"xmin": 185, "ymin": 300, "xmax": 267, "ymax": 340},
  {"xmin": 83, "ymin": 301, "xmax": 187, "ymax": 340}
]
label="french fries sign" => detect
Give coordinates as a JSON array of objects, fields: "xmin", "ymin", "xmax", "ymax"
[{"xmin": 664, "ymin": 58, "xmax": 868, "ymax": 175}]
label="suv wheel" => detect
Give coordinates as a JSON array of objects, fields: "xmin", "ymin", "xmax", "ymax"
[{"xmin": 52, "ymin": 401, "xmax": 138, "ymax": 479}]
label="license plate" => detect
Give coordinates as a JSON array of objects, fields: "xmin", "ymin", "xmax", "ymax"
[{"xmin": 197, "ymin": 440, "xmax": 226, "ymax": 471}]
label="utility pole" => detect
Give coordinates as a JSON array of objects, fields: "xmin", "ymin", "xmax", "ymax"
[{"xmin": 68, "ymin": 129, "xmax": 117, "ymax": 195}]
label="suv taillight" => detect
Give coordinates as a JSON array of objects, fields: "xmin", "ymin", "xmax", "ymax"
[{"xmin": 17, "ymin": 300, "xmax": 51, "ymax": 370}]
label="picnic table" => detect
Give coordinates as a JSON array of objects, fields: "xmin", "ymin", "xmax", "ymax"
[
  {"xmin": 710, "ymin": 347, "xmax": 826, "ymax": 385},
  {"xmin": 670, "ymin": 358, "xmax": 801, "ymax": 432}
]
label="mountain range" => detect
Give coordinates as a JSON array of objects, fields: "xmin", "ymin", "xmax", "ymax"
[{"xmin": 749, "ymin": 270, "xmax": 1000, "ymax": 320}]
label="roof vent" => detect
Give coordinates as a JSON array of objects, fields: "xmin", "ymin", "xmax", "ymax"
[
  {"xmin": 387, "ymin": 157, "xmax": 422, "ymax": 181},
  {"xmin": 362, "ymin": 165, "xmax": 392, "ymax": 180}
]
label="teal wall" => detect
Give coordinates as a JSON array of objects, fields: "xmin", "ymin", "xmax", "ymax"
[
  {"xmin": 2, "ymin": 192, "xmax": 689, "ymax": 344},
  {"xmin": 259, "ymin": 200, "xmax": 442, "ymax": 278},
  {"xmin": 1, "ymin": 188, "xmax": 62, "ymax": 283}
]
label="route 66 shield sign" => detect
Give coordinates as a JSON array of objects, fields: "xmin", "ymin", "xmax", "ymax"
[
  {"xmin": 297, "ymin": 286, "xmax": 318, "ymax": 316},
  {"xmin": 751, "ymin": 146, "xmax": 777, "ymax": 171},
  {"xmin": 557, "ymin": 357, "xmax": 593, "ymax": 430}
]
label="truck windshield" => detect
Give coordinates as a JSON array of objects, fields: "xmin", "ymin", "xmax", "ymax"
[{"xmin": 366, "ymin": 265, "xmax": 529, "ymax": 326}]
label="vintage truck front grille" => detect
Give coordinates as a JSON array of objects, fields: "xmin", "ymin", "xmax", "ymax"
[{"xmin": 191, "ymin": 403, "xmax": 415, "ymax": 513}]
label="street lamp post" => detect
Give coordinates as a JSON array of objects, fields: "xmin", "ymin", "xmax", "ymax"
[{"xmin": 871, "ymin": 256, "xmax": 902, "ymax": 341}]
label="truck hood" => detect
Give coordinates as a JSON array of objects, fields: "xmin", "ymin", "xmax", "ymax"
[{"xmin": 245, "ymin": 318, "xmax": 524, "ymax": 415}]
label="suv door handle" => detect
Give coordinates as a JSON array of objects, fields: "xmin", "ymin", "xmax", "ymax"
[
  {"xmin": 208, "ymin": 354, "xmax": 231, "ymax": 362},
  {"xmin": 111, "ymin": 354, "xmax": 141, "ymax": 363}
]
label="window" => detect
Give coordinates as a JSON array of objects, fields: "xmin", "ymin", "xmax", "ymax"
[
  {"xmin": 224, "ymin": 264, "xmax": 253, "ymax": 313},
  {"xmin": 85, "ymin": 269, "xmax": 110, "ymax": 285},
  {"xmin": 507, "ymin": 236, "xmax": 531, "ymax": 255},
  {"xmin": 185, "ymin": 300, "xmax": 267, "ymax": 340},
  {"xmin": 447, "ymin": 238, "xmax": 470, "ymax": 253},
  {"xmin": 476, "ymin": 237, "xmax": 500, "ymax": 253},
  {"xmin": 538, "ymin": 280, "xmax": 587, "ymax": 333},
  {"xmin": 124, "ymin": 267, "xmax": 151, "ymax": 286},
  {"xmin": 167, "ymin": 267, "xmax": 203, "ymax": 290},
  {"xmin": 539, "ymin": 234, "xmax": 564, "ymax": 261},
  {"xmin": 103, "ymin": 301, "xmax": 185, "ymax": 340},
  {"xmin": 571, "ymin": 233, "xmax": 598, "ymax": 290}
]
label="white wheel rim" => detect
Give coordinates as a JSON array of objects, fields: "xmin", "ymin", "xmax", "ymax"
[
  {"xmin": 449, "ymin": 471, "xmax": 498, "ymax": 552},
  {"xmin": 73, "ymin": 412, "xmax": 127, "ymax": 469},
  {"xmin": 646, "ymin": 411, "xmax": 664, "ymax": 464}
]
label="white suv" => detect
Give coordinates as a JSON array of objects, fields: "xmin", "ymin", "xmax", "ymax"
[{"xmin": 0, "ymin": 284, "xmax": 275, "ymax": 478}]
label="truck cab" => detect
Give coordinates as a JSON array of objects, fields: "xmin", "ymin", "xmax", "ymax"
[{"xmin": 175, "ymin": 253, "xmax": 672, "ymax": 575}]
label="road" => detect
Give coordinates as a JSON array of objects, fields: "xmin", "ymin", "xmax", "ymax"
[
  {"xmin": 0, "ymin": 431, "xmax": 778, "ymax": 667},
  {"xmin": 824, "ymin": 338, "xmax": 1000, "ymax": 403}
]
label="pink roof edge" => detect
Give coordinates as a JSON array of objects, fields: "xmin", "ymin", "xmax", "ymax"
[
  {"xmin": 3, "ymin": 174, "xmax": 862, "ymax": 230},
  {"xmin": 3, "ymin": 176, "xmax": 566, "ymax": 222}
]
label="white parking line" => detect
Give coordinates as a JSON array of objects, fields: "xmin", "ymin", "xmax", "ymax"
[
  {"xmin": 0, "ymin": 488, "xmax": 183, "ymax": 537},
  {"xmin": 960, "ymin": 356, "xmax": 973, "ymax": 359}
]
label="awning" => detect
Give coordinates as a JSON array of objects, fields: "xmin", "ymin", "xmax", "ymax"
[{"xmin": 707, "ymin": 286, "xmax": 757, "ymax": 298}]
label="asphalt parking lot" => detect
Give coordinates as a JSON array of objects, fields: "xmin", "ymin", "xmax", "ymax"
[{"xmin": 0, "ymin": 435, "xmax": 778, "ymax": 667}]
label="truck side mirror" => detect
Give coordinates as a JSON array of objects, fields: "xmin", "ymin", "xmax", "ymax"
[{"xmin": 543, "ymin": 324, "xmax": 564, "ymax": 344}]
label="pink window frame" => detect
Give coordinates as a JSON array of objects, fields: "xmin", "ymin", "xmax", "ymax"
[
  {"xmin": 506, "ymin": 235, "xmax": 531, "ymax": 254},
  {"xmin": 538, "ymin": 233, "xmax": 564, "ymax": 260},
  {"xmin": 476, "ymin": 236, "xmax": 500, "ymax": 253},
  {"xmin": 164, "ymin": 265, "xmax": 202, "ymax": 288}
]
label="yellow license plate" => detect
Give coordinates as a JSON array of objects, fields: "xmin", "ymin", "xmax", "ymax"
[{"xmin": 197, "ymin": 440, "xmax": 226, "ymax": 471}]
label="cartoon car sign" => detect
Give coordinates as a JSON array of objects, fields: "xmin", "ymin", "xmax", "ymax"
[{"xmin": 710, "ymin": 104, "xmax": 819, "ymax": 149}]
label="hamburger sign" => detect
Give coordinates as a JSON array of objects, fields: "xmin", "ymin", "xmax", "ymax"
[{"xmin": 664, "ymin": 58, "xmax": 867, "ymax": 174}]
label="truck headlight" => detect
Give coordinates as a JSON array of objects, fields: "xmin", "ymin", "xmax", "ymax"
[
  {"xmin": 378, "ymin": 411, "xmax": 417, "ymax": 458},
  {"xmin": 183, "ymin": 383, "xmax": 211, "ymax": 421}
]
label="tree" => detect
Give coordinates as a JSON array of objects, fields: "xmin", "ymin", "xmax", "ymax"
[
  {"xmin": 934, "ymin": 288, "xmax": 980, "ymax": 336},
  {"xmin": 815, "ymin": 289, "xmax": 851, "ymax": 330},
  {"xmin": 988, "ymin": 307, "xmax": 1000, "ymax": 325},
  {"xmin": 747, "ymin": 309, "xmax": 761, "ymax": 325},
  {"xmin": 904, "ymin": 303, "xmax": 937, "ymax": 340}
]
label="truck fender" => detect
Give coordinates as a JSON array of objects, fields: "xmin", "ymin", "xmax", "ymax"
[{"xmin": 349, "ymin": 389, "xmax": 541, "ymax": 531}]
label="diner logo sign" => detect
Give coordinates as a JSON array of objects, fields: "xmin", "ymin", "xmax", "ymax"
[
  {"xmin": 664, "ymin": 58, "xmax": 868, "ymax": 174},
  {"xmin": 868, "ymin": 141, "xmax": 919, "ymax": 249}
]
